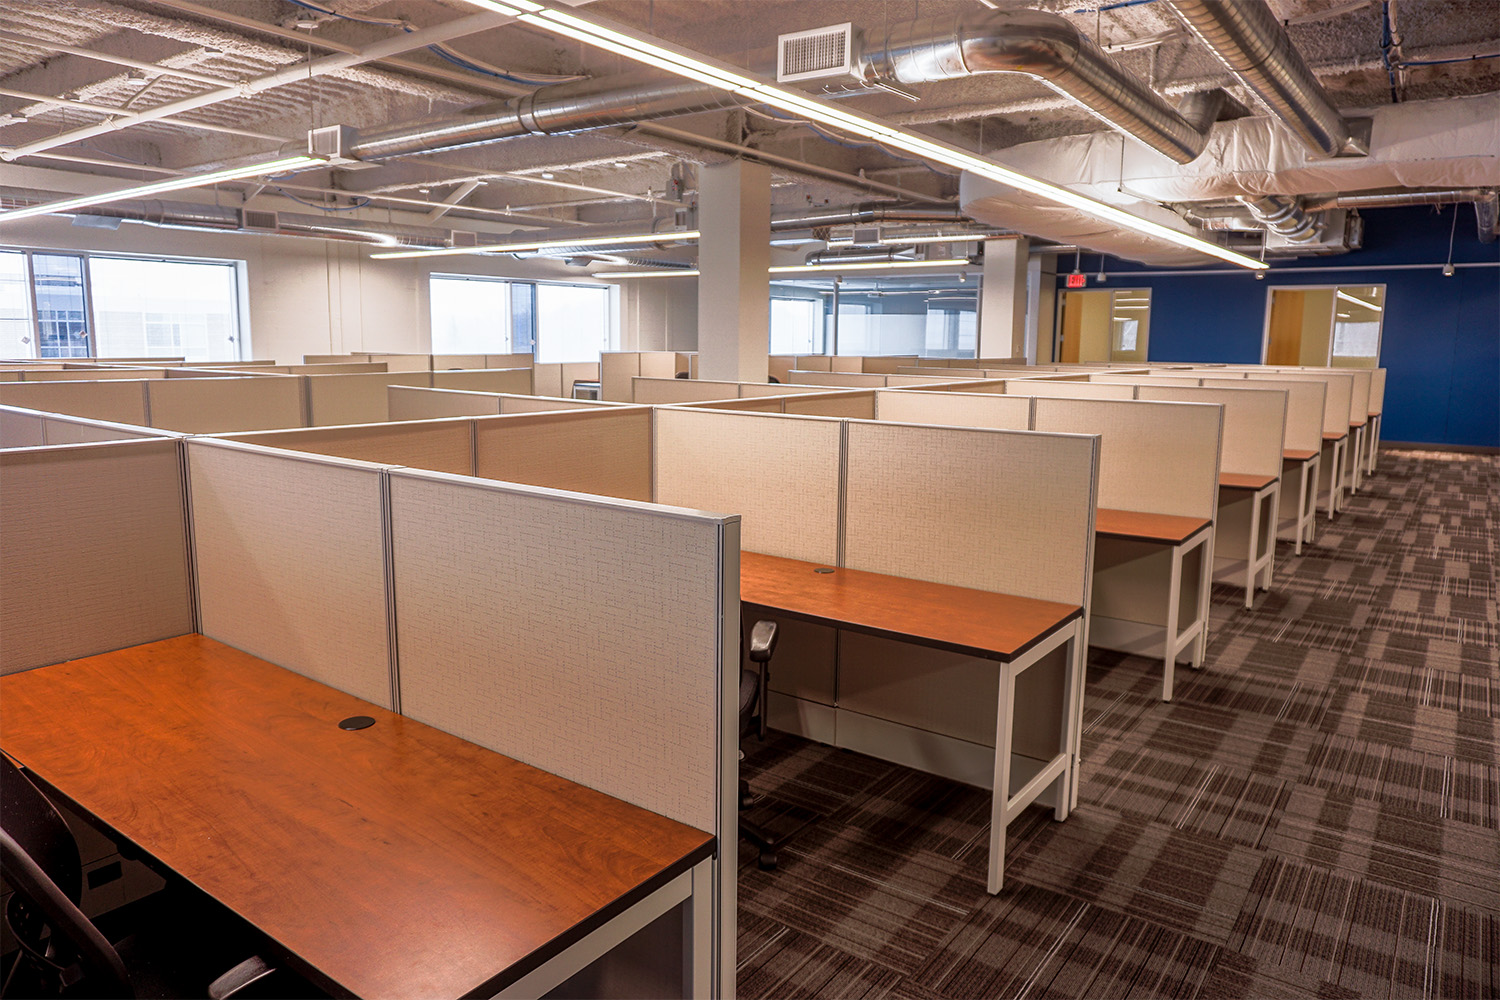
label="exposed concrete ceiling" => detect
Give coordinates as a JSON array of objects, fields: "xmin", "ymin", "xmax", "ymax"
[{"xmin": 2, "ymin": 0, "xmax": 1497, "ymax": 257}]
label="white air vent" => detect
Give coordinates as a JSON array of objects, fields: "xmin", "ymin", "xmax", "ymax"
[
  {"xmin": 307, "ymin": 124, "xmax": 357, "ymax": 161},
  {"xmin": 777, "ymin": 23, "xmax": 854, "ymax": 83},
  {"xmin": 241, "ymin": 209, "xmax": 279, "ymax": 232},
  {"xmin": 449, "ymin": 230, "xmax": 478, "ymax": 248}
]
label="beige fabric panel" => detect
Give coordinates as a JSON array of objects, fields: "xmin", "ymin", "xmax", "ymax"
[
  {"xmin": 943, "ymin": 379, "xmax": 1010, "ymax": 394},
  {"xmin": 829, "ymin": 355, "xmax": 864, "ymax": 373},
  {"xmin": 0, "ymin": 371, "xmax": 21, "ymax": 381},
  {"xmin": 44, "ymin": 415, "xmax": 162, "ymax": 444},
  {"xmin": 430, "ymin": 369, "xmax": 533, "ymax": 395},
  {"xmin": 165, "ymin": 366, "xmax": 287, "ymax": 376},
  {"xmin": 1246, "ymin": 372, "xmax": 1351, "ymax": 436},
  {"xmin": 531, "ymin": 363, "xmax": 564, "ymax": 398},
  {"xmin": 1091, "ymin": 374, "xmax": 1204, "ymax": 387},
  {"xmin": 1348, "ymin": 369, "xmax": 1371, "ymax": 424},
  {"xmin": 600, "ymin": 352, "xmax": 641, "ymax": 402},
  {"xmin": 843, "ymin": 422, "xmax": 1097, "ymax": 606},
  {"xmin": 288, "ymin": 363, "xmax": 388, "ymax": 375},
  {"xmin": 873, "ymin": 389, "xmax": 1031, "ymax": 430},
  {"xmin": 780, "ymin": 391, "xmax": 876, "ymax": 418},
  {"xmin": 0, "ymin": 380, "xmax": 148, "ymax": 425},
  {"xmin": 1033, "ymin": 398, "xmax": 1221, "ymax": 519},
  {"xmin": 768, "ymin": 355, "xmax": 795, "ymax": 382},
  {"xmin": 2, "ymin": 440, "xmax": 193, "ymax": 674},
  {"xmin": 789, "ymin": 370, "xmax": 883, "ymax": 387},
  {"xmin": 655, "ymin": 408, "xmax": 840, "ymax": 565},
  {"xmin": 675, "ymin": 352, "xmax": 698, "ymax": 378},
  {"xmin": 474, "ymin": 408, "xmax": 652, "ymax": 501},
  {"xmin": 497, "ymin": 394, "xmax": 614, "ymax": 413},
  {"xmin": 431, "ymin": 354, "xmax": 488, "ymax": 369},
  {"xmin": 367, "ymin": 354, "xmax": 432, "ymax": 372},
  {"xmin": 1369, "ymin": 369, "xmax": 1386, "ymax": 414},
  {"xmin": 561, "ymin": 362, "xmax": 600, "ymax": 389},
  {"xmin": 388, "ymin": 386, "xmax": 502, "ymax": 421},
  {"xmin": 640, "ymin": 352, "xmax": 678, "ymax": 379},
  {"xmin": 860, "ymin": 356, "xmax": 918, "ymax": 374},
  {"xmin": 389, "ymin": 471, "xmax": 726, "ymax": 831},
  {"xmin": 0, "ymin": 407, "xmax": 46, "ymax": 447},
  {"xmin": 896, "ymin": 366, "xmax": 986, "ymax": 377},
  {"xmin": 485, "ymin": 353, "xmax": 534, "ymax": 369},
  {"xmin": 1202, "ymin": 377, "xmax": 1324, "ymax": 454},
  {"xmin": 302, "ymin": 354, "xmax": 362, "ymax": 364},
  {"xmin": 223, "ymin": 420, "xmax": 473, "ymax": 475},
  {"xmin": 1137, "ymin": 385, "xmax": 1285, "ymax": 479},
  {"xmin": 1005, "ymin": 379, "xmax": 1135, "ymax": 399},
  {"xmin": 738, "ymin": 382, "xmax": 834, "ymax": 397},
  {"xmin": 688, "ymin": 397, "xmax": 784, "ymax": 412},
  {"xmin": 632, "ymin": 377, "xmax": 740, "ymax": 404},
  {"xmin": 306, "ymin": 373, "xmax": 432, "ymax": 426},
  {"xmin": 793, "ymin": 355, "xmax": 833, "ymax": 371},
  {"xmin": 187, "ymin": 441, "xmax": 392, "ymax": 707},
  {"xmin": 21, "ymin": 368, "xmax": 168, "ymax": 380},
  {"xmin": 147, "ymin": 377, "xmax": 304, "ymax": 433}
]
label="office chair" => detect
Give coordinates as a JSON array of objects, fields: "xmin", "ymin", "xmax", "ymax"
[
  {"xmin": 0, "ymin": 755, "xmax": 315, "ymax": 1000},
  {"xmin": 739, "ymin": 620, "xmax": 815, "ymax": 870}
]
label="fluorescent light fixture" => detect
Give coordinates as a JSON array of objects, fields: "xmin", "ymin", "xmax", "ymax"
[
  {"xmin": 0, "ymin": 154, "xmax": 323, "ymax": 225},
  {"xmin": 370, "ymin": 229, "xmax": 700, "ymax": 260},
  {"xmin": 457, "ymin": 1, "xmax": 1268, "ymax": 271},
  {"xmin": 1334, "ymin": 288, "xmax": 1382, "ymax": 311},
  {"xmin": 877, "ymin": 233, "xmax": 1004, "ymax": 246},
  {"xmin": 594, "ymin": 258, "xmax": 973, "ymax": 278}
]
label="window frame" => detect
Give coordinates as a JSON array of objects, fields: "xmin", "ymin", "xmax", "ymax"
[
  {"xmin": 1259, "ymin": 283, "xmax": 1387, "ymax": 366},
  {"xmin": 429, "ymin": 273, "xmax": 618, "ymax": 361}
]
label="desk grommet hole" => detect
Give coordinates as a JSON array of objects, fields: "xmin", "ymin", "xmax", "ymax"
[
  {"xmin": 339, "ymin": 715, "xmax": 376, "ymax": 731},
  {"xmin": 814, "ymin": 567, "xmax": 835, "ymax": 574}
]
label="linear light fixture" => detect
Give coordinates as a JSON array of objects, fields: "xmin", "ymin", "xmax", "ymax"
[
  {"xmin": 1334, "ymin": 288, "xmax": 1382, "ymax": 311},
  {"xmin": 370, "ymin": 229, "xmax": 700, "ymax": 260},
  {"xmin": 593, "ymin": 258, "xmax": 974, "ymax": 278},
  {"xmin": 458, "ymin": 0, "xmax": 1269, "ymax": 271},
  {"xmin": 0, "ymin": 154, "xmax": 324, "ymax": 225}
]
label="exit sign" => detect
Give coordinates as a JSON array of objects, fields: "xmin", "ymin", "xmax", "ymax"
[{"xmin": 1066, "ymin": 272, "xmax": 1087, "ymax": 288}]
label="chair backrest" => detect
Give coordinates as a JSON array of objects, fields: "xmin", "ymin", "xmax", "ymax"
[{"xmin": 0, "ymin": 756, "xmax": 132, "ymax": 998}]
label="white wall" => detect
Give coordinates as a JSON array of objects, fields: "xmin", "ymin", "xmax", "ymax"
[
  {"xmin": 620, "ymin": 278, "xmax": 698, "ymax": 351},
  {"xmin": 3, "ymin": 168, "xmax": 627, "ymax": 363}
]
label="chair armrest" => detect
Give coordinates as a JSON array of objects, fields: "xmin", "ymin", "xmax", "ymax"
[
  {"xmin": 749, "ymin": 620, "xmax": 778, "ymax": 662},
  {"xmin": 209, "ymin": 955, "xmax": 276, "ymax": 1000}
]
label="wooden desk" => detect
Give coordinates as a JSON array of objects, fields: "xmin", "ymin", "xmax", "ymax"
[
  {"xmin": 740, "ymin": 552, "xmax": 1084, "ymax": 893},
  {"xmin": 0, "ymin": 636, "xmax": 716, "ymax": 999},
  {"xmin": 1280, "ymin": 448, "xmax": 1322, "ymax": 554},
  {"xmin": 1088, "ymin": 508, "xmax": 1214, "ymax": 702},
  {"xmin": 1217, "ymin": 474, "xmax": 1282, "ymax": 609}
]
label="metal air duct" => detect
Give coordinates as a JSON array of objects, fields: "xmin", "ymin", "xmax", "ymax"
[
  {"xmin": 1237, "ymin": 194, "xmax": 1322, "ymax": 243},
  {"xmin": 352, "ymin": 10, "xmax": 1216, "ymax": 165},
  {"xmin": 1164, "ymin": 0, "xmax": 1365, "ymax": 158}
]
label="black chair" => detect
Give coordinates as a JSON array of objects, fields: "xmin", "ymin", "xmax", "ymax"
[
  {"xmin": 0, "ymin": 755, "xmax": 313, "ymax": 999},
  {"xmin": 738, "ymin": 620, "xmax": 814, "ymax": 870}
]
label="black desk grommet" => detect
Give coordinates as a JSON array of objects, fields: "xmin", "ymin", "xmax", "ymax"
[
  {"xmin": 814, "ymin": 567, "xmax": 835, "ymax": 574},
  {"xmin": 339, "ymin": 715, "xmax": 376, "ymax": 731}
]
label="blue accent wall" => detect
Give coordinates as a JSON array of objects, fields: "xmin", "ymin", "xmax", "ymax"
[{"xmin": 1061, "ymin": 206, "xmax": 1499, "ymax": 447}]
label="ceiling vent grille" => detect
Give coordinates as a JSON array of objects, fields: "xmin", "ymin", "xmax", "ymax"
[
  {"xmin": 240, "ymin": 209, "xmax": 279, "ymax": 232},
  {"xmin": 449, "ymin": 230, "xmax": 478, "ymax": 248},
  {"xmin": 777, "ymin": 24, "xmax": 854, "ymax": 82}
]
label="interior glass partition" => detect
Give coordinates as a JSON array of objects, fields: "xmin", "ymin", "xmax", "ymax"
[
  {"xmin": 768, "ymin": 273, "xmax": 977, "ymax": 358},
  {"xmin": 1057, "ymin": 287, "xmax": 1153, "ymax": 363},
  {"xmin": 1263, "ymin": 284, "xmax": 1385, "ymax": 366}
]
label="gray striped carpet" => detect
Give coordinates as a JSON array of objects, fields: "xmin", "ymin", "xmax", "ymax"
[{"xmin": 737, "ymin": 449, "xmax": 1498, "ymax": 999}]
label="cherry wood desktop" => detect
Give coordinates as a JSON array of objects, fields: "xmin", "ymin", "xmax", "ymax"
[
  {"xmin": 0, "ymin": 635, "xmax": 716, "ymax": 999},
  {"xmin": 1094, "ymin": 507, "xmax": 1211, "ymax": 545},
  {"xmin": 1219, "ymin": 472, "xmax": 1277, "ymax": 491},
  {"xmin": 738, "ymin": 551, "xmax": 1086, "ymax": 893}
]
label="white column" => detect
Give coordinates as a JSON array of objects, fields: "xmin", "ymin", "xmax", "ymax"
[
  {"xmin": 978, "ymin": 236, "xmax": 1028, "ymax": 360},
  {"xmin": 1025, "ymin": 253, "xmax": 1058, "ymax": 364},
  {"xmin": 697, "ymin": 160, "xmax": 770, "ymax": 382}
]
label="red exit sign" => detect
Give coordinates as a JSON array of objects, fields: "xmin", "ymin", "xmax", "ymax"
[{"xmin": 1066, "ymin": 272, "xmax": 1087, "ymax": 288}]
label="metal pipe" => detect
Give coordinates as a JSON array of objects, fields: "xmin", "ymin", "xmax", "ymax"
[
  {"xmin": 1301, "ymin": 187, "xmax": 1493, "ymax": 210},
  {"xmin": 770, "ymin": 204, "xmax": 967, "ymax": 231},
  {"xmin": 1476, "ymin": 193, "xmax": 1497, "ymax": 244},
  {"xmin": 0, "ymin": 86, "xmax": 295, "ymax": 145},
  {"xmin": 0, "ymin": 8, "xmax": 524, "ymax": 161},
  {"xmin": 1165, "ymin": 0, "xmax": 1361, "ymax": 158},
  {"xmin": 1237, "ymin": 194, "xmax": 1323, "ymax": 243},
  {"xmin": 804, "ymin": 248, "xmax": 920, "ymax": 266}
]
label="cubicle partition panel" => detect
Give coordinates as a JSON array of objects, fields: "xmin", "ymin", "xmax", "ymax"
[
  {"xmin": 388, "ymin": 470, "xmax": 737, "ymax": 995},
  {"xmin": 653, "ymin": 407, "xmax": 841, "ymax": 566},
  {"xmin": 306, "ymin": 372, "xmax": 434, "ymax": 426},
  {"xmin": 1134, "ymin": 386, "xmax": 1285, "ymax": 478},
  {"xmin": 1246, "ymin": 371, "xmax": 1353, "ymax": 514},
  {"xmin": 787, "ymin": 370, "xmax": 882, "ymax": 388},
  {"xmin": 186, "ymin": 440, "xmax": 394, "ymax": 708},
  {"xmin": 1, "ymin": 438, "xmax": 194, "ymax": 674},
  {"xmin": 0, "ymin": 405, "xmax": 46, "ymax": 447},
  {"xmin": 631, "ymin": 377, "xmax": 741, "ymax": 404},
  {"xmin": 431, "ymin": 354, "xmax": 488, "ymax": 370},
  {"xmin": 1090, "ymin": 374, "xmax": 1205, "ymax": 387},
  {"xmin": 935, "ymin": 378, "xmax": 1010, "ymax": 394},
  {"xmin": 366, "ymin": 354, "xmax": 432, "ymax": 372},
  {"xmin": 872, "ymin": 389, "xmax": 1031, "ymax": 430},
  {"xmin": 768, "ymin": 355, "xmax": 796, "ymax": 383},
  {"xmin": 388, "ymin": 386, "xmax": 504, "ymax": 421},
  {"xmin": 147, "ymin": 376, "xmax": 306, "ymax": 433},
  {"xmin": 792, "ymin": 355, "xmax": 833, "ymax": 372},
  {"xmin": 473, "ymin": 408, "xmax": 653, "ymax": 502},
  {"xmin": 1005, "ymin": 380, "xmax": 1136, "ymax": 400},
  {"xmin": 882, "ymin": 373, "xmax": 974, "ymax": 388},
  {"xmin": 221, "ymin": 419, "xmax": 475, "ymax": 476},
  {"xmin": 780, "ymin": 390, "xmax": 876, "ymax": 418},
  {"xmin": 1200, "ymin": 377, "xmax": 1324, "ymax": 456},
  {"xmin": 686, "ymin": 397, "xmax": 785, "ymax": 412},
  {"xmin": 429, "ymin": 368, "xmax": 533, "ymax": 395},
  {"xmin": 18, "ymin": 368, "xmax": 169, "ymax": 381},
  {"xmin": 531, "ymin": 363, "xmax": 563, "ymax": 398},
  {"xmin": 737, "ymin": 382, "xmax": 836, "ymax": 398},
  {"xmin": 601, "ymin": 352, "xmax": 640, "ymax": 402},
  {"xmin": 0, "ymin": 379, "xmax": 149, "ymax": 425},
  {"xmin": 860, "ymin": 355, "xmax": 919, "ymax": 374},
  {"xmin": 497, "ymin": 393, "xmax": 621, "ymax": 414},
  {"xmin": 44, "ymin": 412, "xmax": 171, "ymax": 444},
  {"xmin": 1367, "ymin": 368, "xmax": 1387, "ymax": 473},
  {"xmin": 484, "ymin": 353, "xmax": 535, "ymax": 369}
]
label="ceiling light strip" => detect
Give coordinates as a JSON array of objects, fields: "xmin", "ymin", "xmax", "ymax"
[
  {"xmin": 594, "ymin": 258, "xmax": 974, "ymax": 278},
  {"xmin": 370, "ymin": 229, "xmax": 700, "ymax": 260},
  {"xmin": 0, "ymin": 154, "xmax": 324, "ymax": 224},
  {"xmin": 460, "ymin": 0, "xmax": 1268, "ymax": 271}
]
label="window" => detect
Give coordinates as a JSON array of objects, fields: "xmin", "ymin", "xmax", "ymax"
[
  {"xmin": 1263, "ymin": 284, "xmax": 1385, "ymax": 367},
  {"xmin": 90, "ymin": 257, "xmax": 240, "ymax": 362},
  {"xmin": 431, "ymin": 275, "xmax": 510, "ymax": 354},
  {"xmin": 769, "ymin": 296, "xmax": 822, "ymax": 354},
  {"xmin": 923, "ymin": 298, "xmax": 977, "ymax": 358},
  {"xmin": 429, "ymin": 276, "xmax": 612, "ymax": 361},
  {"xmin": 535, "ymin": 283, "xmax": 611, "ymax": 363},
  {"xmin": 1057, "ymin": 288, "xmax": 1151, "ymax": 363},
  {"xmin": 0, "ymin": 249, "xmax": 243, "ymax": 362}
]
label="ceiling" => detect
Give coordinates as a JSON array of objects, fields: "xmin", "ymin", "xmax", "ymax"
[{"xmin": 2, "ymin": 0, "xmax": 1498, "ymax": 260}]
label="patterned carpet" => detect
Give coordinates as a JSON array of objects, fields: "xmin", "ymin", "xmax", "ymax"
[{"xmin": 736, "ymin": 449, "xmax": 1499, "ymax": 1000}]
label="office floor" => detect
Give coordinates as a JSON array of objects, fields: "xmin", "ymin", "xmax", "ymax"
[{"xmin": 737, "ymin": 449, "xmax": 1498, "ymax": 1000}]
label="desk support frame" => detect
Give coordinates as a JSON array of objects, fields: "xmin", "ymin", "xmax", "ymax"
[
  {"xmin": 1280, "ymin": 453, "xmax": 1320, "ymax": 555},
  {"xmin": 1219, "ymin": 481, "xmax": 1281, "ymax": 609},
  {"xmin": 1320, "ymin": 435, "xmax": 1346, "ymax": 518},
  {"xmin": 1366, "ymin": 413, "xmax": 1381, "ymax": 476}
]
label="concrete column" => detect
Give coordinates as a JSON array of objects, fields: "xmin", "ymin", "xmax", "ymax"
[
  {"xmin": 697, "ymin": 159, "xmax": 770, "ymax": 382},
  {"xmin": 978, "ymin": 236, "xmax": 1028, "ymax": 360},
  {"xmin": 1025, "ymin": 254, "xmax": 1058, "ymax": 363}
]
